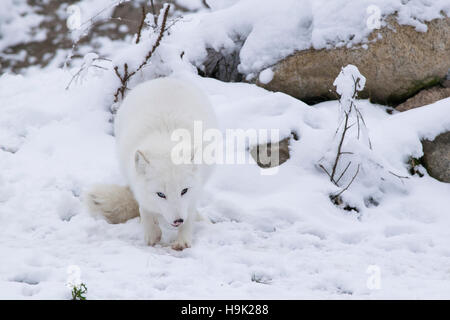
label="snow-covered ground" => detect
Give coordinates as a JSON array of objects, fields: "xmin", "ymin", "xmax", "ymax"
[
  {"xmin": 0, "ymin": 67, "xmax": 449, "ymax": 299},
  {"xmin": 0, "ymin": 0, "xmax": 449, "ymax": 299}
]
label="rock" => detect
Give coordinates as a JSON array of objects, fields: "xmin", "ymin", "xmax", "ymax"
[
  {"xmin": 395, "ymin": 80, "xmax": 450, "ymax": 183},
  {"xmin": 250, "ymin": 133, "xmax": 298, "ymax": 168},
  {"xmin": 443, "ymin": 79, "xmax": 450, "ymax": 88},
  {"xmin": 257, "ymin": 17, "xmax": 450, "ymax": 105},
  {"xmin": 422, "ymin": 132, "xmax": 450, "ymax": 183},
  {"xmin": 201, "ymin": 47, "xmax": 243, "ymax": 82},
  {"xmin": 396, "ymin": 86, "xmax": 450, "ymax": 111}
]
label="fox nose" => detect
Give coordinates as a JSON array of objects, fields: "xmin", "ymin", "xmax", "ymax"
[{"xmin": 172, "ymin": 218, "xmax": 184, "ymax": 227}]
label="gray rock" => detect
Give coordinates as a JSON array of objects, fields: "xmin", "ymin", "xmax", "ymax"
[
  {"xmin": 396, "ymin": 86, "xmax": 450, "ymax": 111},
  {"xmin": 422, "ymin": 132, "xmax": 450, "ymax": 183},
  {"xmin": 250, "ymin": 133, "xmax": 298, "ymax": 168},
  {"xmin": 202, "ymin": 47, "xmax": 243, "ymax": 82}
]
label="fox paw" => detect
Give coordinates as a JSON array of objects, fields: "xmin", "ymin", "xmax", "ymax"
[
  {"xmin": 171, "ymin": 239, "xmax": 191, "ymax": 251},
  {"xmin": 145, "ymin": 230, "xmax": 162, "ymax": 246}
]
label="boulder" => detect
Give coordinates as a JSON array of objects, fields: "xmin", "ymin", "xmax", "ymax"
[
  {"xmin": 395, "ymin": 82, "xmax": 450, "ymax": 183},
  {"xmin": 422, "ymin": 132, "xmax": 450, "ymax": 183},
  {"xmin": 396, "ymin": 86, "xmax": 450, "ymax": 111},
  {"xmin": 249, "ymin": 132, "xmax": 298, "ymax": 168},
  {"xmin": 257, "ymin": 17, "xmax": 450, "ymax": 105}
]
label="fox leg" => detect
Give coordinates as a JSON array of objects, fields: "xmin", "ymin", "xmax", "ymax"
[
  {"xmin": 140, "ymin": 209, "xmax": 162, "ymax": 246},
  {"xmin": 172, "ymin": 212, "xmax": 194, "ymax": 251}
]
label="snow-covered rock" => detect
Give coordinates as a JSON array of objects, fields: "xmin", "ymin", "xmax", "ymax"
[{"xmin": 258, "ymin": 17, "xmax": 450, "ymax": 105}]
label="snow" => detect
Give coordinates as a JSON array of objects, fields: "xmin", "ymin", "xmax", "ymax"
[
  {"xmin": 0, "ymin": 0, "xmax": 449, "ymax": 300},
  {"xmin": 258, "ymin": 68, "xmax": 274, "ymax": 85},
  {"xmin": 333, "ymin": 65, "xmax": 366, "ymax": 104}
]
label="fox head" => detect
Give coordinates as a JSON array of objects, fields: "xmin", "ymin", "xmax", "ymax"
[{"xmin": 132, "ymin": 149, "xmax": 201, "ymax": 228}]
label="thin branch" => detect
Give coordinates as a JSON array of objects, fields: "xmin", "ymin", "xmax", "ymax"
[
  {"xmin": 150, "ymin": 0, "xmax": 158, "ymax": 25},
  {"xmin": 78, "ymin": 0, "xmax": 126, "ymax": 29},
  {"xmin": 66, "ymin": 57, "xmax": 110, "ymax": 90},
  {"xmin": 91, "ymin": 64, "xmax": 108, "ymax": 70},
  {"xmin": 355, "ymin": 106, "xmax": 372, "ymax": 149},
  {"xmin": 319, "ymin": 164, "xmax": 334, "ymax": 182},
  {"xmin": 202, "ymin": 0, "xmax": 211, "ymax": 9},
  {"xmin": 347, "ymin": 122, "xmax": 356, "ymax": 130},
  {"xmin": 332, "ymin": 163, "xmax": 360, "ymax": 199},
  {"xmin": 335, "ymin": 161, "xmax": 352, "ymax": 185},
  {"xmin": 388, "ymin": 170, "xmax": 410, "ymax": 180},
  {"xmin": 356, "ymin": 106, "xmax": 361, "ymax": 140},
  {"xmin": 351, "ymin": 76, "xmax": 360, "ymax": 100},
  {"xmin": 135, "ymin": 5, "xmax": 147, "ymax": 44},
  {"xmin": 330, "ymin": 110, "xmax": 350, "ymax": 182},
  {"xmin": 334, "ymin": 115, "xmax": 346, "ymax": 136},
  {"xmin": 136, "ymin": 5, "xmax": 170, "ymax": 74}
]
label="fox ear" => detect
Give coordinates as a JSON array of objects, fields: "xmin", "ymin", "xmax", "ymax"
[{"xmin": 135, "ymin": 150, "xmax": 150, "ymax": 175}]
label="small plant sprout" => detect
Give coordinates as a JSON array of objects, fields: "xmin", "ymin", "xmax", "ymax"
[
  {"xmin": 71, "ymin": 283, "xmax": 88, "ymax": 300},
  {"xmin": 66, "ymin": 265, "xmax": 88, "ymax": 300}
]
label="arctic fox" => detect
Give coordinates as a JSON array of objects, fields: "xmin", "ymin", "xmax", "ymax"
[{"xmin": 85, "ymin": 78, "xmax": 217, "ymax": 250}]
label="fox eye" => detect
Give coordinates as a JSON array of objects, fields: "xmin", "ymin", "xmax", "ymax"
[
  {"xmin": 181, "ymin": 188, "xmax": 188, "ymax": 196},
  {"xmin": 156, "ymin": 192, "xmax": 166, "ymax": 199}
]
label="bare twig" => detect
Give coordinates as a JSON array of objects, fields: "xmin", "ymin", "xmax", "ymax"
[
  {"xmin": 321, "ymin": 67, "xmax": 408, "ymax": 208},
  {"xmin": 320, "ymin": 71, "xmax": 364, "ymax": 204},
  {"xmin": 356, "ymin": 106, "xmax": 361, "ymax": 140},
  {"xmin": 135, "ymin": 5, "xmax": 147, "ymax": 44},
  {"xmin": 355, "ymin": 106, "xmax": 372, "ymax": 149},
  {"xmin": 335, "ymin": 161, "xmax": 352, "ymax": 185},
  {"xmin": 78, "ymin": 0, "xmax": 127, "ymax": 29},
  {"xmin": 388, "ymin": 170, "xmax": 410, "ymax": 181},
  {"xmin": 66, "ymin": 56, "xmax": 111, "ymax": 90},
  {"xmin": 135, "ymin": 5, "xmax": 170, "ymax": 75},
  {"xmin": 150, "ymin": 0, "xmax": 158, "ymax": 26},
  {"xmin": 326, "ymin": 75, "xmax": 368, "ymax": 188},
  {"xmin": 319, "ymin": 164, "xmax": 333, "ymax": 181},
  {"xmin": 351, "ymin": 76, "xmax": 360, "ymax": 99},
  {"xmin": 332, "ymin": 163, "xmax": 360, "ymax": 199},
  {"xmin": 330, "ymin": 110, "xmax": 350, "ymax": 183},
  {"xmin": 202, "ymin": 0, "xmax": 211, "ymax": 9}
]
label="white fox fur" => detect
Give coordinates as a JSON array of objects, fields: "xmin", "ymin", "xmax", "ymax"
[
  {"xmin": 85, "ymin": 184, "xmax": 139, "ymax": 224},
  {"xmin": 85, "ymin": 78, "xmax": 217, "ymax": 250}
]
